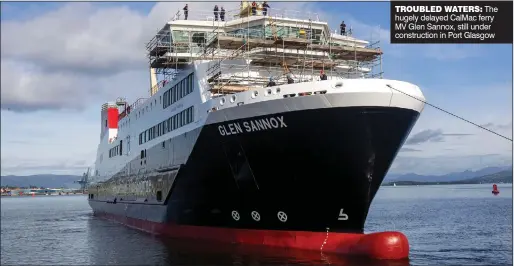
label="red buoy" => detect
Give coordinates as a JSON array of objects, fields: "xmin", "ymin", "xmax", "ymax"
[{"xmin": 492, "ymin": 184, "xmax": 499, "ymax": 195}]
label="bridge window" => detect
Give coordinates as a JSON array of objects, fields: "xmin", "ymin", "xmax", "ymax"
[{"xmin": 191, "ymin": 32, "xmax": 206, "ymax": 47}]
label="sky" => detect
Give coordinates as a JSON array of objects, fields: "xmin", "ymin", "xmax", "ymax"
[{"xmin": 1, "ymin": 1, "xmax": 512, "ymax": 176}]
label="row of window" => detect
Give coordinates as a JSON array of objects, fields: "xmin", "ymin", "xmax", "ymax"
[
  {"xmin": 109, "ymin": 141, "xmax": 123, "ymax": 158},
  {"xmin": 139, "ymin": 106, "xmax": 195, "ymax": 145},
  {"xmin": 163, "ymin": 73, "xmax": 194, "ymax": 109}
]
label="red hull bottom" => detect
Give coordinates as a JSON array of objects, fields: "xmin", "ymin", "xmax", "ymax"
[{"xmin": 96, "ymin": 212, "xmax": 409, "ymax": 260}]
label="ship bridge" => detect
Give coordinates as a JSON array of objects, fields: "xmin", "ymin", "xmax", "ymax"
[{"xmin": 145, "ymin": 2, "xmax": 383, "ymax": 96}]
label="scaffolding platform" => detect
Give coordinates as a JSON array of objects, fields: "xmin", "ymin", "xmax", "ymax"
[
  {"xmin": 274, "ymin": 37, "xmax": 310, "ymax": 48},
  {"xmin": 148, "ymin": 45, "xmax": 168, "ymax": 57},
  {"xmin": 150, "ymin": 57, "xmax": 191, "ymax": 69},
  {"xmin": 144, "ymin": 5, "xmax": 384, "ymax": 98},
  {"xmin": 251, "ymin": 58, "xmax": 339, "ymax": 69},
  {"xmin": 311, "ymin": 44, "xmax": 382, "ymax": 61},
  {"xmin": 207, "ymin": 35, "xmax": 382, "ymax": 62},
  {"xmin": 206, "ymin": 35, "xmax": 275, "ymax": 49},
  {"xmin": 210, "ymin": 84, "xmax": 251, "ymax": 93}
]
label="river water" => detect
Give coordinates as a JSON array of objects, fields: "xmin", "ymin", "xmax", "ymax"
[{"xmin": 1, "ymin": 184, "xmax": 512, "ymax": 265}]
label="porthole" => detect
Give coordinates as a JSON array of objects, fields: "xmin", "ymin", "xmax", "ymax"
[
  {"xmin": 220, "ymin": 98, "xmax": 226, "ymax": 105},
  {"xmin": 252, "ymin": 91, "xmax": 259, "ymax": 98},
  {"xmin": 275, "ymin": 88, "xmax": 281, "ymax": 94},
  {"xmin": 230, "ymin": 95, "xmax": 236, "ymax": 103}
]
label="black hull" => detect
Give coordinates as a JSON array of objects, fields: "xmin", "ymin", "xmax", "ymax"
[{"xmin": 89, "ymin": 106, "xmax": 419, "ymax": 234}]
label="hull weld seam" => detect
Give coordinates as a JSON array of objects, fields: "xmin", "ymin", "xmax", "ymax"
[{"xmin": 320, "ymin": 227, "xmax": 330, "ymax": 251}]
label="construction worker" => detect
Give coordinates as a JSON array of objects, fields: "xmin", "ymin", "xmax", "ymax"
[
  {"xmin": 262, "ymin": 1, "xmax": 270, "ymax": 16},
  {"xmin": 287, "ymin": 74, "xmax": 294, "ymax": 84},
  {"xmin": 267, "ymin": 77, "xmax": 276, "ymax": 87},
  {"xmin": 320, "ymin": 70, "xmax": 328, "ymax": 80},
  {"xmin": 183, "ymin": 4, "xmax": 188, "ymax": 20},
  {"xmin": 251, "ymin": 1, "xmax": 257, "ymax": 15},
  {"xmin": 340, "ymin": 21, "xmax": 346, "ymax": 35},
  {"xmin": 220, "ymin": 7, "xmax": 226, "ymax": 21},
  {"xmin": 214, "ymin": 5, "xmax": 219, "ymax": 21},
  {"xmin": 299, "ymin": 28, "xmax": 306, "ymax": 38}
]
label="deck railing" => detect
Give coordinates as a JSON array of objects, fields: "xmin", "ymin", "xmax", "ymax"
[{"xmin": 168, "ymin": 7, "xmax": 321, "ymax": 24}]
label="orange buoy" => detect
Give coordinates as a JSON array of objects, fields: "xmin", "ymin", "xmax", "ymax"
[{"xmin": 492, "ymin": 184, "xmax": 499, "ymax": 195}]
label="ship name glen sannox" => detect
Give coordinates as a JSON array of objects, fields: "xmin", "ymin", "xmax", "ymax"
[{"xmin": 218, "ymin": 116, "xmax": 287, "ymax": 136}]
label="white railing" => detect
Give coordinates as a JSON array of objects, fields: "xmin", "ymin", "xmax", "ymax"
[
  {"xmin": 170, "ymin": 8, "xmax": 239, "ymax": 23},
  {"xmin": 168, "ymin": 7, "xmax": 320, "ymax": 24},
  {"xmin": 149, "ymin": 69, "xmax": 186, "ymax": 96}
]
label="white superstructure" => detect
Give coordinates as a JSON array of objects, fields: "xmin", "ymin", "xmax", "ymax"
[{"xmin": 89, "ymin": 3, "xmax": 425, "ymax": 185}]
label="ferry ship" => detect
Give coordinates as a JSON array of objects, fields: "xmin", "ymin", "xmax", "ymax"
[{"xmin": 87, "ymin": 3, "xmax": 425, "ymax": 260}]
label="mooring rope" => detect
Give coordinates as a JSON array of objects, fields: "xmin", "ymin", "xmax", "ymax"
[{"xmin": 386, "ymin": 84, "xmax": 512, "ymax": 142}]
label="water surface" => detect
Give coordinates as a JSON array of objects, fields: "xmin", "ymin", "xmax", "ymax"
[{"xmin": 1, "ymin": 184, "xmax": 512, "ymax": 265}]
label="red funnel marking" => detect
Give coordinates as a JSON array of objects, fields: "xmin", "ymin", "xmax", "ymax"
[{"xmin": 96, "ymin": 212, "xmax": 410, "ymax": 260}]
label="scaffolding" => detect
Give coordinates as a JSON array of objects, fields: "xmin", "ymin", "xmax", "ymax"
[{"xmin": 145, "ymin": 4, "xmax": 383, "ymax": 97}]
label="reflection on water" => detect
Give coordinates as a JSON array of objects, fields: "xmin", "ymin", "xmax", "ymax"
[{"xmin": 1, "ymin": 184, "xmax": 512, "ymax": 265}]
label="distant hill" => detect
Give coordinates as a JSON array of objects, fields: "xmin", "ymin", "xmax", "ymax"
[
  {"xmin": 0, "ymin": 174, "xmax": 82, "ymax": 189},
  {"xmin": 383, "ymin": 170, "xmax": 512, "ymax": 186},
  {"xmin": 385, "ymin": 165, "xmax": 512, "ymax": 182}
]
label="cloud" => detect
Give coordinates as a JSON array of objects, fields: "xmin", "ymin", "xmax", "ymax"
[
  {"xmin": 389, "ymin": 153, "xmax": 512, "ymax": 175},
  {"xmin": 0, "ymin": 2, "xmax": 244, "ymax": 112},
  {"xmin": 404, "ymin": 129, "xmax": 473, "ymax": 145},
  {"xmin": 405, "ymin": 129, "xmax": 444, "ymax": 145},
  {"xmin": 1, "ymin": 60, "xmax": 97, "ymax": 112},
  {"xmin": 480, "ymin": 122, "xmax": 513, "ymax": 131},
  {"xmin": 2, "ymin": 1, "xmax": 322, "ymax": 113},
  {"xmin": 1, "ymin": 3, "xmax": 151, "ymax": 76}
]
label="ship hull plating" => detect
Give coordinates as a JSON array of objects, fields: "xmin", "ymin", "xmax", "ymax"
[{"xmin": 89, "ymin": 106, "xmax": 419, "ymax": 258}]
